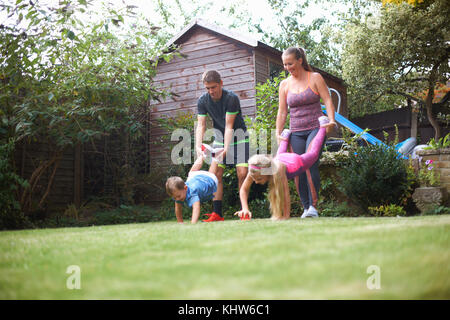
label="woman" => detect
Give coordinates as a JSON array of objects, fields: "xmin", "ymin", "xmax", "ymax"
[{"xmin": 276, "ymin": 47, "xmax": 336, "ymax": 218}]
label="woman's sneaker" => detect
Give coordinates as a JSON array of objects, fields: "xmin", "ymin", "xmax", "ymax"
[
  {"xmin": 301, "ymin": 206, "xmax": 319, "ymax": 218},
  {"xmin": 301, "ymin": 208, "xmax": 308, "ymax": 218}
]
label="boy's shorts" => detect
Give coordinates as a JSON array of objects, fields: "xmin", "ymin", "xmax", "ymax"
[{"xmin": 188, "ymin": 170, "xmax": 219, "ymax": 187}]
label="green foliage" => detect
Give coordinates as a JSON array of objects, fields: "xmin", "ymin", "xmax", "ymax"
[
  {"xmin": 0, "ymin": 139, "xmax": 31, "ymax": 230},
  {"xmin": 35, "ymin": 205, "xmax": 174, "ymax": 228},
  {"xmin": 421, "ymin": 205, "xmax": 450, "ymax": 216},
  {"xmin": 368, "ymin": 204, "xmax": 407, "ymax": 217},
  {"xmin": 257, "ymin": 0, "xmax": 344, "ymax": 76},
  {"xmin": 319, "ymin": 200, "xmax": 358, "ymax": 217},
  {"xmin": 417, "ymin": 159, "xmax": 440, "ymax": 187},
  {"xmin": 424, "ymin": 133, "xmax": 450, "ymax": 150},
  {"xmin": 338, "ymin": 144, "xmax": 411, "ymax": 210},
  {"xmin": 342, "ymin": 0, "xmax": 449, "ymax": 123},
  {"xmin": 246, "ymin": 72, "xmax": 287, "ymax": 154},
  {"xmin": 1, "ymin": 1, "xmax": 175, "ymax": 213}
]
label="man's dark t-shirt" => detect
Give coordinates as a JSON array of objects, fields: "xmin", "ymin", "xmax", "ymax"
[{"xmin": 197, "ymin": 89, "xmax": 247, "ymax": 144}]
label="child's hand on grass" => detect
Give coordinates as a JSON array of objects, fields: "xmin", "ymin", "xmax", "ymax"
[{"xmin": 234, "ymin": 210, "xmax": 252, "ymax": 220}]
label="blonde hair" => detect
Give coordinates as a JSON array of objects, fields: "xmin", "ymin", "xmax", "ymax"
[
  {"xmin": 248, "ymin": 154, "xmax": 287, "ymax": 220},
  {"xmin": 165, "ymin": 176, "xmax": 185, "ymax": 196}
]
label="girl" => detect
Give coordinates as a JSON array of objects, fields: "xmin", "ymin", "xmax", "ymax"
[{"xmin": 235, "ymin": 116, "xmax": 331, "ymax": 220}]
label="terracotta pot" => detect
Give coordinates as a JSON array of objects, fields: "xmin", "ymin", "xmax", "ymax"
[{"xmin": 412, "ymin": 187, "xmax": 447, "ymax": 213}]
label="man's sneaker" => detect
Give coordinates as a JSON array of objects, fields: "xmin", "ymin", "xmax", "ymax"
[
  {"xmin": 202, "ymin": 212, "xmax": 224, "ymax": 222},
  {"xmin": 301, "ymin": 206, "xmax": 319, "ymax": 218},
  {"xmin": 280, "ymin": 129, "xmax": 291, "ymax": 140},
  {"xmin": 318, "ymin": 116, "xmax": 330, "ymax": 127}
]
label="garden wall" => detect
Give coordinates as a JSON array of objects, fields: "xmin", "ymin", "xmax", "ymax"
[{"xmin": 415, "ymin": 148, "xmax": 450, "ymax": 194}]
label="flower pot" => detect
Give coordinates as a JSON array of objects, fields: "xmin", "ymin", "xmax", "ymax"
[{"xmin": 412, "ymin": 187, "xmax": 447, "ymax": 214}]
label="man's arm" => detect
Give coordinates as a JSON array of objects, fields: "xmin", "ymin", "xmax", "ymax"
[
  {"xmin": 195, "ymin": 115, "xmax": 207, "ymax": 158},
  {"xmin": 221, "ymin": 113, "xmax": 237, "ymax": 160},
  {"xmin": 191, "ymin": 201, "xmax": 201, "ymax": 224},
  {"xmin": 175, "ymin": 202, "xmax": 183, "ymax": 223}
]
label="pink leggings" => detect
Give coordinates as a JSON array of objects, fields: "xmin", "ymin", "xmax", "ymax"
[{"xmin": 275, "ymin": 127, "xmax": 327, "ymax": 179}]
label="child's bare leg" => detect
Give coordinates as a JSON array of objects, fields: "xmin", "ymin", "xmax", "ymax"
[
  {"xmin": 208, "ymin": 159, "xmax": 219, "ymax": 175},
  {"xmin": 190, "ymin": 155, "xmax": 204, "ymax": 173}
]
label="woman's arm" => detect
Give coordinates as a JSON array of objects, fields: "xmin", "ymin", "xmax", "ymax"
[
  {"xmin": 312, "ymin": 73, "xmax": 336, "ymax": 133},
  {"xmin": 234, "ymin": 173, "xmax": 254, "ymax": 218},
  {"xmin": 276, "ymin": 79, "xmax": 289, "ymax": 143}
]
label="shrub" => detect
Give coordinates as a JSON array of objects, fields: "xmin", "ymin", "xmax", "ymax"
[
  {"xmin": 0, "ymin": 139, "xmax": 32, "ymax": 230},
  {"xmin": 417, "ymin": 159, "xmax": 440, "ymax": 187},
  {"xmin": 424, "ymin": 133, "xmax": 450, "ymax": 150},
  {"xmin": 421, "ymin": 205, "xmax": 450, "ymax": 216},
  {"xmin": 338, "ymin": 143, "xmax": 411, "ymax": 211},
  {"xmin": 319, "ymin": 200, "xmax": 360, "ymax": 217},
  {"xmin": 36, "ymin": 204, "xmax": 174, "ymax": 228},
  {"xmin": 368, "ymin": 204, "xmax": 407, "ymax": 217}
]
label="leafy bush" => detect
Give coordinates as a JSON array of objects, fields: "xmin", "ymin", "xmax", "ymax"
[
  {"xmin": 1, "ymin": 1, "xmax": 176, "ymax": 214},
  {"xmin": 35, "ymin": 205, "xmax": 174, "ymax": 228},
  {"xmin": 338, "ymin": 143, "xmax": 411, "ymax": 211},
  {"xmin": 424, "ymin": 133, "xmax": 450, "ymax": 150},
  {"xmin": 421, "ymin": 205, "xmax": 450, "ymax": 216},
  {"xmin": 245, "ymin": 72, "xmax": 288, "ymax": 154},
  {"xmin": 368, "ymin": 204, "xmax": 407, "ymax": 217},
  {"xmin": 0, "ymin": 139, "xmax": 31, "ymax": 230},
  {"xmin": 417, "ymin": 159, "xmax": 440, "ymax": 187},
  {"xmin": 319, "ymin": 200, "xmax": 359, "ymax": 217}
]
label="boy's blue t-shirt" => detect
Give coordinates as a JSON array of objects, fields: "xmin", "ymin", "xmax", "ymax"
[{"xmin": 176, "ymin": 174, "xmax": 217, "ymax": 208}]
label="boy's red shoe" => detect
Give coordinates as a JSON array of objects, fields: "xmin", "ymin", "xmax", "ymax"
[{"xmin": 202, "ymin": 212, "xmax": 224, "ymax": 222}]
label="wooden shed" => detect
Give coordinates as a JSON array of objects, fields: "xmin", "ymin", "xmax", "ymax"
[{"xmin": 150, "ymin": 19, "xmax": 347, "ymax": 166}]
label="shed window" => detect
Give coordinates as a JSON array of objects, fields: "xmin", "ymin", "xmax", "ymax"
[{"xmin": 269, "ymin": 61, "xmax": 284, "ymax": 79}]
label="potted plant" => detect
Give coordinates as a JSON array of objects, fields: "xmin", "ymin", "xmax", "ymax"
[{"xmin": 412, "ymin": 159, "xmax": 446, "ymax": 214}]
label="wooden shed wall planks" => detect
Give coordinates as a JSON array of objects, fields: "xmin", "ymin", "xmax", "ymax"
[{"xmin": 149, "ymin": 28, "xmax": 257, "ymax": 166}]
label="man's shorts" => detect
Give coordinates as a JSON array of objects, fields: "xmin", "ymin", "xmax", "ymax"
[{"xmin": 212, "ymin": 140, "xmax": 250, "ymax": 169}]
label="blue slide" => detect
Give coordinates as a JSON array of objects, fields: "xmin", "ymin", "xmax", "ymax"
[{"xmin": 321, "ymin": 105, "xmax": 416, "ymax": 157}]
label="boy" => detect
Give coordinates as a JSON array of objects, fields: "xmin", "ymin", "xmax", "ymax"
[{"xmin": 165, "ymin": 157, "xmax": 221, "ymax": 224}]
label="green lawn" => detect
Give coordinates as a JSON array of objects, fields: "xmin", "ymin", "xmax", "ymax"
[{"xmin": 0, "ymin": 215, "xmax": 449, "ymax": 299}]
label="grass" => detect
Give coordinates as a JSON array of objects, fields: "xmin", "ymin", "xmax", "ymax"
[{"xmin": 0, "ymin": 215, "xmax": 449, "ymax": 299}]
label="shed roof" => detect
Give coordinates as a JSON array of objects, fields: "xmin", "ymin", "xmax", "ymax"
[{"xmin": 166, "ymin": 19, "xmax": 345, "ymax": 84}]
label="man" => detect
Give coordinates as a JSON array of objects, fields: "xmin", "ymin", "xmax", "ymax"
[{"xmin": 195, "ymin": 70, "xmax": 249, "ymax": 222}]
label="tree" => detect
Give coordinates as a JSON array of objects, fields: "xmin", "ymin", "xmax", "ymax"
[
  {"xmin": 250, "ymin": 0, "xmax": 342, "ymax": 76},
  {"xmin": 0, "ymin": 0, "xmax": 175, "ymax": 214},
  {"xmin": 342, "ymin": 0, "xmax": 449, "ymax": 139}
]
